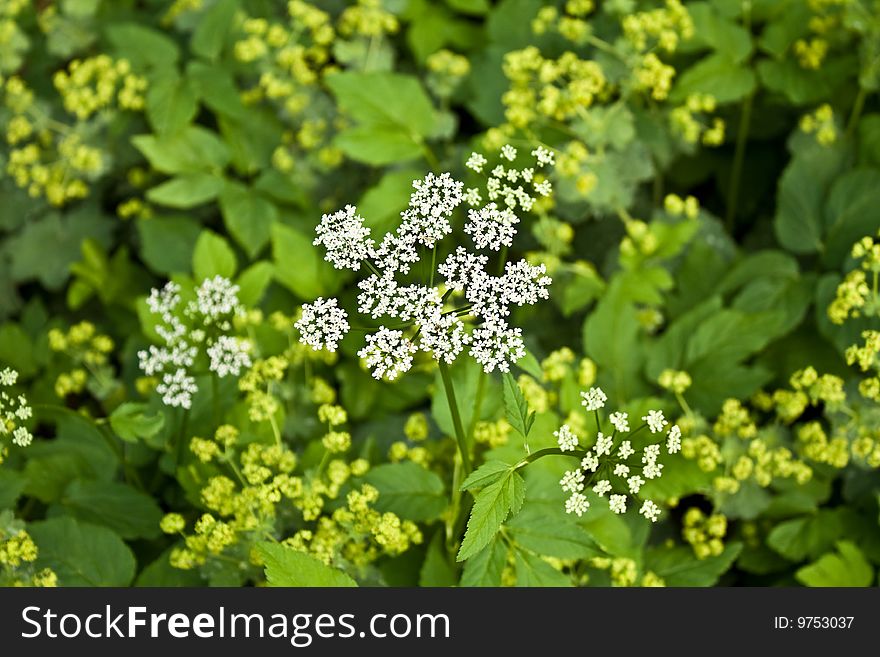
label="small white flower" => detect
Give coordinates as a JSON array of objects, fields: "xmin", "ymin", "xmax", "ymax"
[
  {"xmin": 12, "ymin": 426, "xmax": 32, "ymax": 447},
  {"xmin": 314, "ymin": 205, "xmax": 374, "ymax": 271},
  {"xmin": 357, "ymin": 327, "xmax": 416, "ymax": 381},
  {"xmin": 613, "ymin": 463, "xmax": 630, "ymax": 478},
  {"xmin": 468, "ymin": 321, "xmax": 525, "ymax": 373},
  {"xmin": 555, "ymin": 424, "xmax": 579, "ymax": 452},
  {"xmin": 418, "ymin": 314, "xmax": 470, "ymax": 365},
  {"xmin": 464, "ymin": 187, "xmax": 482, "ymax": 206},
  {"xmin": 531, "ymin": 146, "xmax": 555, "ymax": 167},
  {"xmin": 565, "ymin": 492, "xmax": 590, "ymax": 516},
  {"xmin": 438, "ymin": 247, "xmax": 489, "ymax": 292},
  {"xmin": 643, "ymin": 461, "xmax": 664, "ymax": 479},
  {"xmin": 193, "ymin": 276, "xmax": 243, "ymax": 320},
  {"xmin": 627, "ymin": 475, "xmax": 645, "ymax": 495},
  {"xmin": 617, "ymin": 440, "xmax": 635, "ymax": 459},
  {"xmin": 157, "ymin": 368, "xmax": 198, "ymax": 409},
  {"xmin": 0, "ymin": 368, "xmax": 19, "ymax": 386},
  {"xmin": 560, "ymin": 469, "xmax": 585, "ymax": 493},
  {"xmin": 642, "ymin": 410, "xmax": 668, "ymax": 434},
  {"xmin": 499, "ymin": 260, "xmax": 551, "ymax": 307},
  {"xmin": 581, "ymin": 387, "xmax": 607, "ymax": 411},
  {"xmin": 643, "ymin": 444, "xmax": 660, "ymax": 464},
  {"xmin": 667, "ymin": 425, "xmax": 682, "ymax": 454},
  {"xmin": 609, "ymin": 494, "xmax": 627, "ymax": 514},
  {"xmin": 534, "ymin": 180, "xmax": 552, "ymax": 197},
  {"xmin": 594, "ymin": 432, "xmax": 613, "ymax": 456},
  {"xmin": 609, "ymin": 411, "xmax": 629, "ymax": 433},
  {"xmin": 295, "ymin": 297, "xmax": 350, "ymax": 352},
  {"xmin": 464, "ymin": 202, "xmax": 519, "ymax": 251},
  {"xmin": 593, "ymin": 479, "xmax": 612, "ymax": 497},
  {"xmin": 466, "ymin": 151, "xmax": 487, "ymax": 172},
  {"xmin": 501, "ymin": 144, "xmax": 517, "ymax": 161},
  {"xmin": 581, "ymin": 451, "xmax": 599, "ymax": 472},
  {"xmin": 640, "ymin": 499, "xmax": 661, "ymax": 522},
  {"xmin": 207, "ymin": 336, "xmax": 252, "ymax": 377}
]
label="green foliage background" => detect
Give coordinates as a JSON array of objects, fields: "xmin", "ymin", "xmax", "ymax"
[{"xmin": 0, "ymin": 0, "xmax": 879, "ymax": 587}]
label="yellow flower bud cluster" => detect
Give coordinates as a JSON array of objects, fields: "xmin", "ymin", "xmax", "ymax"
[
  {"xmin": 162, "ymin": 0, "xmax": 204, "ymax": 25},
  {"xmin": 797, "ymin": 422, "xmax": 850, "ymax": 468},
  {"xmin": 473, "ymin": 418, "xmax": 511, "ymax": 448},
  {"xmin": 48, "ymin": 322, "xmax": 115, "ymax": 399},
  {"xmin": 633, "ymin": 53, "xmax": 675, "ymax": 101},
  {"xmin": 590, "ymin": 556, "xmax": 639, "ymax": 587},
  {"xmin": 388, "ymin": 441, "xmax": 430, "ymax": 466},
  {"xmin": 502, "ymin": 47, "xmax": 607, "ymax": 128},
  {"xmin": 517, "ymin": 374, "xmax": 553, "ymax": 413},
  {"xmin": 713, "ymin": 399, "xmax": 757, "ymax": 439},
  {"xmin": 794, "ymin": 38, "xmax": 829, "ymax": 70},
  {"xmin": 800, "ymin": 104, "xmax": 837, "ymax": 146},
  {"xmin": 404, "ymin": 412, "xmax": 429, "ymax": 441},
  {"xmin": 828, "ymin": 232, "xmax": 880, "ymax": 324},
  {"xmin": 53, "ymin": 56, "xmax": 146, "ymax": 120},
  {"xmin": 682, "ymin": 434, "xmax": 722, "ymax": 472},
  {"xmin": 658, "ymin": 368, "xmax": 693, "ymax": 394},
  {"xmin": 670, "ymin": 94, "xmax": 725, "ymax": 146},
  {"xmin": 0, "ymin": 525, "xmax": 58, "ymax": 587},
  {"xmin": 682, "ymin": 508, "xmax": 727, "ymax": 559},
  {"xmin": 542, "ymin": 347, "xmax": 576, "ymax": 383},
  {"xmin": 338, "ymin": 0, "xmax": 399, "ymax": 38},
  {"xmin": 622, "ymin": 0, "xmax": 694, "ymax": 54},
  {"xmin": 531, "ymin": 3, "xmax": 594, "ymax": 45},
  {"xmin": 239, "ymin": 356, "xmax": 289, "ymax": 422}
]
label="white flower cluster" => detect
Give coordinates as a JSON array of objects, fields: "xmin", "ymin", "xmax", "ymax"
[
  {"xmin": 559, "ymin": 387, "xmax": 680, "ymax": 522},
  {"xmin": 138, "ymin": 277, "xmax": 252, "ymax": 409},
  {"xmin": 1, "ymin": 367, "xmax": 33, "ymax": 448},
  {"xmin": 298, "ymin": 147, "xmax": 554, "ymax": 380},
  {"xmin": 464, "ymin": 144, "xmax": 554, "ymax": 213}
]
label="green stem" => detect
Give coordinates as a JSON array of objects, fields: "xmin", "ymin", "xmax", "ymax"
[
  {"xmin": 211, "ymin": 373, "xmax": 220, "ymax": 428},
  {"xmin": 846, "ymin": 86, "xmax": 868, "ymax": 139},
  {"xmin": 174, "ymin": 407, "xmax": 190, "ymax": 469},
  {"xmin": 430, "ymin": 246, "xmax": 437, "ymax": 288},
  {"xmin": 726, "ymin": 91, "xmax": 754, "ymax": 233},
  {"xmin": 515, "ymin": 447, "xmax": 584, "ymax": 469},
  {"xmin": 438, "ymin": 361, "xmax": 472, "ymax": 474},
  {"xmin": 466, "ymin": 371, "xmax": 488, "ymax": 446}
]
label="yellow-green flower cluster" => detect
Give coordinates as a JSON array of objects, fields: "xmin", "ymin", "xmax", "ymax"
[
  {"xmin": 502, "ymin": 47, "xmax": 607, "ymax": 128},
  {"xmin": 800, "ymin": 104, "xmax": 837, "ymax": 145},
  {"xmin": 669, "ymin": 94, "xmax": 725, "ymax": 146},
  {"xmin": 0, "ymin": 0, "xmax": 29, "ymax": 74},
  {"xmin": 239, "ymin": 356, "xmax": 289, "ymax": 423},
  {"xmin": 473, "ymin": 419, "xmax": 511, "ymax": 448},
  {"xmin": 658, "ymin": 368, "xmax": 693, "ymax": 394},
  {"xmin": 682, "ymin": 508, "xmax": 727, "ymax": 559},
  {"xmin": 53, "ymin": 56, "xmax": 146, "ymax": 120},
  {"xmin": 338, "ymin": 0, "xmax": 399, "ymax": 39},
  {"xmin": 621, "ymin": 0, "xmax": 694, "ymax": 54},
  {"xmin": 0, "ymin": 525, "xmax": 57, "ymax": 588},
  {"xmin": 426, "ymin": 49, "xmax": 471, "ymax": 98},
  {"xmin": 531, "ymin": 1, "xmax": 595, "ymax": 45},
  {"xmin": 48, "ymin": 321, "xmax": 115, "ymax": 398}
]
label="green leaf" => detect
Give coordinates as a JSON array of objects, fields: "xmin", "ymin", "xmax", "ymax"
[
  {"xmin": 419, "ymin": 532, "xmax": 458, "ymax": 587},
  {"xmin": 460, "ymin": 460, "xmax": 512, "ymax": 491},
  {"xmin": 796, "ymin": 541, "xmax": 874, "ymax": 587},
  {"xmin": 514, "ymin": 549, "xmax": 571, "ymax": 586},
  {"xmin": 219, "ymin": 183, "xmax": 278, "ymax": 257},
  {"xmin": 29, "ymin": 517, "xmax": 136, "ymax": 586},
  {"xmin": 105, "ymin": 23, "xmax": 179, "ymax": 68},
  {"xmin": 236, "ymin": 261, "xmax": 275, "ymax": 307},
  {"xmin": 507, "ymin": 503, "xmax": 600, "ymax": 559},
  {"xmin": 357, "ymin": 167, "xmax": 423, "ymax": 236},
  {"xmin": 767, "ymin": 510, "xmax": 851, "ymax": 561},
  {"xmin": 0, "ymin": 470, "xmax": 25, "ymax": 509},
  {"xmin": 326, "ymin": 71, "xmax": 437, "ymax": 135},
  {"xmin": 271, "ymin": 223, "xmax": 342, "ymax": 299},
  {"xmin": 147, "ymin": 173, "xmax": 224, "ymax": 208},
  {"xmin": 685, "ymin": 2, "xmax": 753, "ymax": 62},
  {"xmin": 822, "ymin": 169, "xmax": 880, "ymax": 268},
  {"xmin": 62, "ymin": 480, "xmax": 164, "ymax": 539},
  {"xmin": 133, "ymin": 126, "xmax": 230, "ymax": 174},
  {"xmin": 458, "ymin": 470, "xmax": 521, "ymax": 562},
  {"xmin": 256, "ymin": 542, "xmax": 357, "ymax": 587},
  {"xmin": 137, "ymin": 216, "xmax": 202, "ymax": 275},
  {"xmin": 364, "ymin": 462, "xmax": 447, "ymax": 522},
  {"xmin": 136, "ymin": 549, "xmax": 205, "ymax": 587},
  {"xmin": 191, "ymin": 0, "xmax": 238, "ymax": 61},
  {"xmin": 672, "ymin": 53, "xmax": 756, "ymax": 104},
  {"xmin": 460, "ymin": 538, "xmax": 507, "ymax": 586},
  {"xmin": 645, "ymin": 543, "xmax": 742, "ymax": 586},
  {"xmin": 192, "ymin": 230, "xmax": 237, "ymax": 280},
  {"xmin": 146, "ymin": 72, "xmax": 199, "ymax": 136},
  {"xmin": 109, "ymin": 402, "xmax": 165, "ymax": 443},
  {"xmin": 502, "ymin": 371, "xmax": 533, "ymax": 440},
  {"xmin": 334, "ymin": 125, "xmax": 426, "ymax": 165},
  {"xmin": 774, "ymin": 138, "xmax": 850, "ymax": 255}
]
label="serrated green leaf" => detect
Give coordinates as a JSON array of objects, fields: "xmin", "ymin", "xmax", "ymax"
[
  {"xmin": 458, "ymin": 472, "xmax": 514, "ymax": 562},
  {"xmin": 502, "ymin": 371, "xmax": 533, "ymax": 439},
  {"xmin": 514, "ymin": 549, "xmax": 571, "ymax": 586},
  {"xmin": 460, "ymin": 460, "xmax": 512, "ymax": 491},
  {"xmin": 460, "ymin": 538, "xmax": 507, "ymax": 586},
  {"xmin": 796, "ymin": 541, "xmax": 874, "ymax": 587},
  {"xmin": 256, "ymin": 542, "xmax": 357, "ymax": 587},
  {"xmin": 63, "ymin": 479, "xmax": 164, "ymax": 539},
  {"xmin": 147, "ymin": 173, "xmax": 224, "ymax": 208}
]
